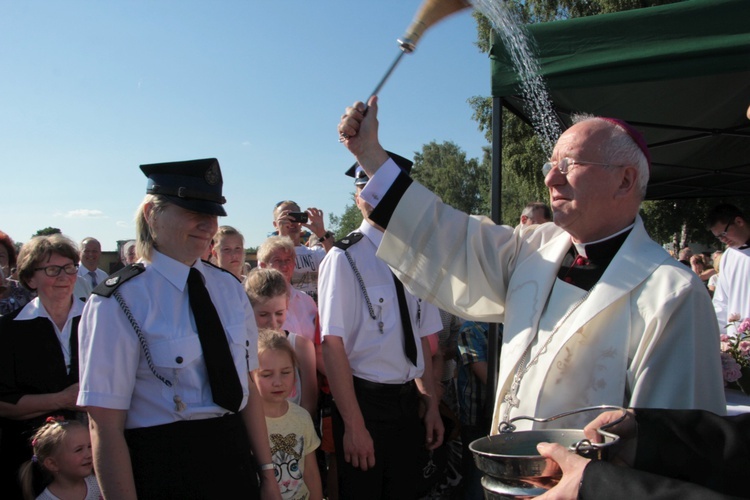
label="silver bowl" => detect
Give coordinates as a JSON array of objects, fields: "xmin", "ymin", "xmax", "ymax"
[
  {"xmin": 470, "ymin": 429, "xmax": 608, "ymax": 482},
  {"xmin": 469, "ymin": 406, "xmax": 625, "ymax": 498}
]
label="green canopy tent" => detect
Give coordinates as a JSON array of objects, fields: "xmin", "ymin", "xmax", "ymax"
[
  {"xmin": 484, "ymin": 0, "xmax": 750, "ymax": 400},
  {"xmin": 490, "ymin": 0, "xmax": 750, "ymax": 202}
]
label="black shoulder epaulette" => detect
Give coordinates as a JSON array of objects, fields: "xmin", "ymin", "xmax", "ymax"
[
  {"xmin": 333, "ymin": 231, "xmax": 364, "ymax": 250},
  {"xmin": 92, "ymin": 263, "xmax": 146, "ymax": 298},
  {"xmin": 201, "ymin": 259, "xmax": 241, "ymax": 283}
]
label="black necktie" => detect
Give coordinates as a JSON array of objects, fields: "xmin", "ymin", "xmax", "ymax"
[
  {"xmin": 392, "ymin": 273, "xmax": 418, "ymax": 366},
  {"xmin": 187, "ymin": 268, "xmax": 243, "ymax": 412}
]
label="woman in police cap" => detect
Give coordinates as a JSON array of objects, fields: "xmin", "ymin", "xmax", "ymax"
[{"xmin": 77, "ymin": 159, "xmax": 280, "ymax": 499}]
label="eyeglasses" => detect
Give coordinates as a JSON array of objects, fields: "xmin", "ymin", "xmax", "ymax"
[
  {"xmin": 542, "ymin": 157, "xmax": 614, "ymax": 176},
  {"xmin": 715, "ymin": 221, "xmax": 733, "ymax": 240},
  {"xmin": 34, "ymin": 263, "xmax": 79, "ymax": 277}
]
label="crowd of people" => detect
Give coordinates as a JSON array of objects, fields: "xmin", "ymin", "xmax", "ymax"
[{"xmin": 0, "ymin": 101, "xmax": 748, "ymax": 500}]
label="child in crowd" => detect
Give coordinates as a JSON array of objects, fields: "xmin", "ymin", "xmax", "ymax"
[
  {"xmin": 212, "ymin": 225, "xmax": 247, "ymax": 281},
  {"xmin": 245, "ymin": 268, "xmax": 318, "ymax": 416},
  {"xmin": 255, "ymin": 329, "xmax": 322, "ymax": 500},
  {"xmin": 19, "ymin": 417, "xmax": 101, "ymax": 500}
]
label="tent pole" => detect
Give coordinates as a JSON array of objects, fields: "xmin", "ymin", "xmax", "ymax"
[{"xmin": 486, "ymin": 97, "xmax": 503, "ymax": 423}]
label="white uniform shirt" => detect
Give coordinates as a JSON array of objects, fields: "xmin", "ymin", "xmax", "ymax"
[
  {"xmin": 283, "ymin": 287, "xmax": 318, "ymax": 342},
  {"xmin": 14, "ymin": 297, "xmax": 85, "ymax": 373},
  {"xmin": 713, "ymin": 246, "xmax": 750, "ymax": 334},
  {"xmin": 319, "ymin": 220, "xmax": 442, "ymax": 384},
  {"xmin": 77, "ymin": 250, "xmax": 259, "ymax": 429}
]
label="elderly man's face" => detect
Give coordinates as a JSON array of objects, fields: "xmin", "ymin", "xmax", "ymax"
[{"xmin": 545, "ymin": 121, "xmax": 630, "ymax": 243}]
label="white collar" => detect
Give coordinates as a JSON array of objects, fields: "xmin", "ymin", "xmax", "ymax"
[
  {"xmin": 150, "ymin": 250, "xmax": 207, "ymax": 292},
  {"xmin": 14, "ymin": 296, "xmax": 85, "ymax": 322},
  {"xmin": 359, "ymin": 219, "xmax": 383, "ymax": 247},
  {"xmin": 573, "ymin": 223, "xmax": 635, "ymax": 258}
]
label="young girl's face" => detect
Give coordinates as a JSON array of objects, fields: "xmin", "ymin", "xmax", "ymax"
[
  {"xmin": 49, "ymin": 425, "xmax": 93, "ymax": 479},
  {"xmin": 214, "ymin": 234, "xmax": 245, "ymax": 278},
  {"xmin": 255, "ymin": 349, "xmax": 296, "ymax": 404},
  {"xmin": 253, "ymin": 295, "xmax": 288, "ymax": 331}
]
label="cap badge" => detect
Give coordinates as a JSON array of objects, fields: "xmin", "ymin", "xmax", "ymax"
[{"xmin": 204, "ymin": 163, "xmax": 220, "ymax": 185}]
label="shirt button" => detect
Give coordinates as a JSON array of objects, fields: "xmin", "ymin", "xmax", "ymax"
[
  {"xmin": 175, "ymin": 356, "xmax": 183, "ymax": 364},
  {"xmin": 246, "ymin": 340, "xmax": 250, "ymax": 347},
  {"xmin": 379, "ymin": 298, "xmax": 384, "ymax": 303}
]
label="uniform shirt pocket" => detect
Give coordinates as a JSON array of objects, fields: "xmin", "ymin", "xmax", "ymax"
[
  {"xmin": 224, "ymin": 321, "xmax": 251, "ymax": 375},
  {"xmin": 363, "ymin": 284, "xmax": 399, "ymax": 335},
  {"xmin": 149, "ymin": 334, "xmax": 205, "ymax": 404}
]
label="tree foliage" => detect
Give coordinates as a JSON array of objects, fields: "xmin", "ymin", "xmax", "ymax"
[
  {"xmin": 411, "ymin": 141, "xmax": 490, "ymax": 216},
  {"xmin": 33, "ymin": 227, "xmax": 61, "ymax": 237},
  {"xmin": 328, "ymin": 197, "xmax": 363, "ymax": 240}
]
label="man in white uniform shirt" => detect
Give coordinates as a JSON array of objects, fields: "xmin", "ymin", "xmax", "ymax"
[
  {"xmin": 336, "ymin": 97, "xmax": 725, "ymax": 434},
  {"xmin": 319, "ymin": 156, "xmax": 444, "ymax": 499}
]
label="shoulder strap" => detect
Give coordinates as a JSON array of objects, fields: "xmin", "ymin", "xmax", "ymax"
[
  {"xmin": 92, "ymin": 263, "xmax": 146, "ymax": 297},
  {"xmin": 333, "ymin": 231, "xmax": 364, "ymax": 250},
  {"xmin": 201, "ymin": 259, "xmax": 241, "ymax": 282}
]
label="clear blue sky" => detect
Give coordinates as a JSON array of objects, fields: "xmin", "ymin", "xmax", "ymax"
[{"xmin": 1, "ymin": 1, "xmax": 490, "ymax": 251}]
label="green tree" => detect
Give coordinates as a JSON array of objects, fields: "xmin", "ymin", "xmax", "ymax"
[
  {"xmin": 328, "ymin": 197, "xmax": 363, "ymax": 240},
  {"xmin": 411, "ymin": 141, "xmax": 490, "ymax": 216},
  {"xmin": 33, "ymin": 227, "xmax": 61, "ymax": 237}
]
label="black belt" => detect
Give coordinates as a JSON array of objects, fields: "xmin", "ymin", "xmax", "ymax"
[{"xmin": 353, "ymin": 376, "xmax": 415, "ymax": 395}]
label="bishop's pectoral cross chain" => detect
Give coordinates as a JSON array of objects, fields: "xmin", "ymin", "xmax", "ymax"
[{"xmin": 501, "ymin": 286, "xmax": 596, "ymax": 424}]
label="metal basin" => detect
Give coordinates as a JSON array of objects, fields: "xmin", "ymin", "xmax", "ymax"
[
  {"xmin": 471, "ymin": 429, "xmax": 604, "ymax": 482},
  {"xmin": 469, "ymin": 406, "xmax": 626, "ymax": 498}
]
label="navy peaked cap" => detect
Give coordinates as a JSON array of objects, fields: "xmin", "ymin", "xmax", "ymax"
[{"xmin": 140, "ymin": 158, "xmax": 227, "ymax": 216}]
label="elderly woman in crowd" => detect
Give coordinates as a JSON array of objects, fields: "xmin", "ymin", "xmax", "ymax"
[
  {"xmin": 212, "ymin": 225, "xmax": 247, "ymax": 281},
  {"xmin": 0, "ymin": 234, "xmax": 85, "ymax": 498},
  {"xmin": 76, "ymin": 159, "xmax": 279, "ymax": 500},
  {"xmin": 0, "ymin": 231, "xmax": 33, "ymax": 316},
  {"xmin": 258, "ymin": 235, "xmax": 318, "ymax": 343}
]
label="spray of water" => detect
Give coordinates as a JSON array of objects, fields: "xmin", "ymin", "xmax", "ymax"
[{"xmin": 471, "ymin": 0, "xmax": 562, "ymax": 155}]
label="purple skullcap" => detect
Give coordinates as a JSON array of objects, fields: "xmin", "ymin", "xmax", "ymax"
[{"xmin": 598, "ymin": 117, "xmax": 651, "ymax": 171}]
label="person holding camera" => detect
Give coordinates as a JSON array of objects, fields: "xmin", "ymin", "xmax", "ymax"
[{"xmin": 273, "ymin": 201, "xmax": 333, "ymax": 303}]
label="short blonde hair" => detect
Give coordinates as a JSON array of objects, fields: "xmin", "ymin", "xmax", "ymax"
[
  {"xmin": 16, "ymin": 234, "xmax": 79, "ymax": 290},
  {"xmin": 257, "ymin": 328, "xmax": 298, "ymax": 371},
  {"xmin": 244, "ymin": 268, "xmax": 289, "ymax": 307},
  {"xmin": 257, "ymin": 235, "xmax": 295, "ymax": 265},
  {"xmin": 134, "ymin": 194, "xmax": 171, "ymax": 262}
]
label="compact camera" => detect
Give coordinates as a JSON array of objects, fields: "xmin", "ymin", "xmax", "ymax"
[{"xmin": 288, "ymin": 212, "xmax": 308, "ymax": 224}]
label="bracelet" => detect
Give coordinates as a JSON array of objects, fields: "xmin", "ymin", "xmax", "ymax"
[
  {"xmin": 319, "ymin": 231, "xmax": 334, "ymax": 242},
  {"xmin": 259, "ymin": 463, "xmax": 275, "ymax": 471}
]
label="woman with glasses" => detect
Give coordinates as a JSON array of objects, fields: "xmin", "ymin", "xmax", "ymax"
[{"xmin": 0, "ymin": 234, "xmax": 85, "ymax": 498}]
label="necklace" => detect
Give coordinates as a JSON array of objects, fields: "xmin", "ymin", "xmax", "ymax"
[{"xmin": 501, "ymin": 283, "xmax": 597, "ymax": 424}]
